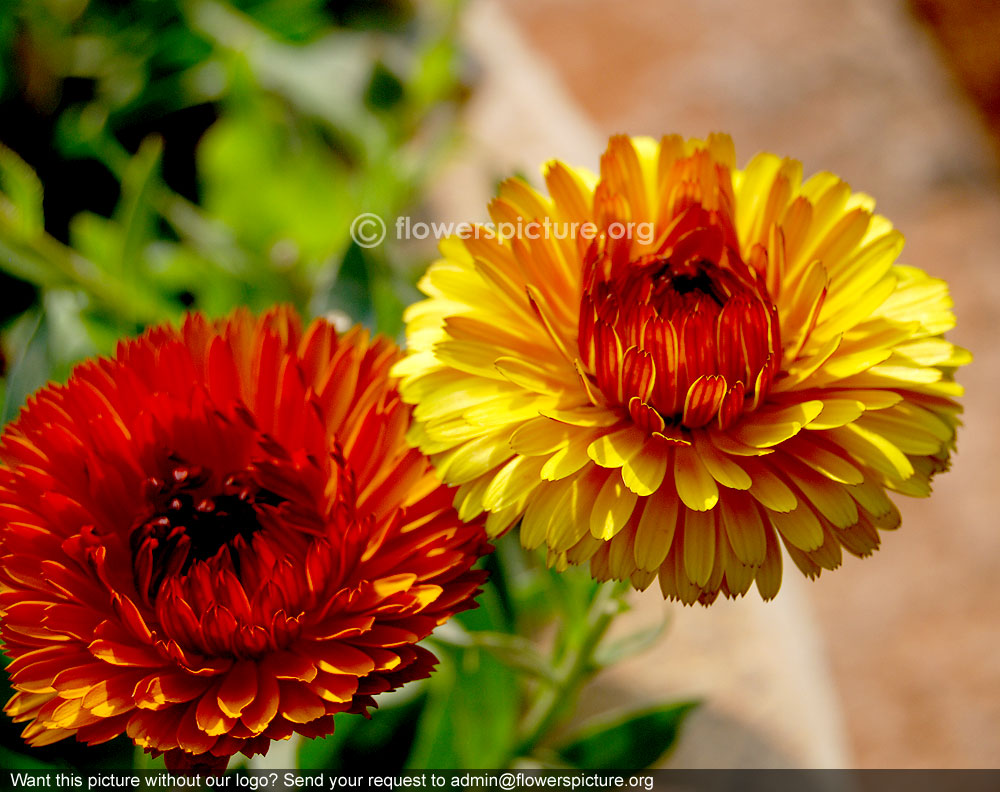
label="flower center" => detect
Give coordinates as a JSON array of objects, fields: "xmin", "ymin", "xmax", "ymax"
[
  {"xmin": 578, "ymin": 228, "xmax": 780, "ymax": 433},
  {"xmin": 130, "ymin": 458, "xmax": 282, "ymax": 602}
]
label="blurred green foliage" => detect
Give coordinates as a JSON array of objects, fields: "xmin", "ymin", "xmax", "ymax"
[{"xmin": 0, "ymin": 0, "xmax": 468, "ymax": 418}]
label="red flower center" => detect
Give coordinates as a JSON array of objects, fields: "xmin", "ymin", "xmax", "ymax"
[
  {"xmin": 130, "ymin": 459, "xmax": 283, "ymax": 602},
  {"xmin": 578, "ymin": 215, "xmax": 780, "ymax": 434}
]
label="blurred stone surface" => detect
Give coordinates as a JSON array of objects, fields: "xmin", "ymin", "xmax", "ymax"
[
  {"xmin": 598, "ymin": 574, "xmax": 851, "ymax": 768},
  {"xmin": 438, "ymin": 0, "xmax": 1000, "ymax": 769}
]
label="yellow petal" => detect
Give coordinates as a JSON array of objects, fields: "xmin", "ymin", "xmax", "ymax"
[
  {"xmin": 808, "ymin": 207, "xmax": 872, "ymax": 277},
  {"xmin": 543, "ymin": 160, "xmax": 595, "ymax": 225},
  {"xmin": 539, "ymin": 406, "xmax": 621, "ymax": 428},
  {"xmin": 744, "ymin": 459, "xmax": 798, "ymax": 512},
  {"xmin": 830, "ymin": 388, "xmax": 902, "ymax": 411},
  {"xmin": 830, "ymin": 423, "xmax": 914, "ymax": 482},
  {"xmin": 673, "ymin": 447, "xmax": 719, "ymax": 511},
  {"xmin": 768, "ymin": 505, "xmax": 824, "ymax": 552},
  {"xmin": 436, "ymin": 432, "xmax": 516, "ymax": 484},
  {"xmin": 608, "ymin": 528, "xmax": 638, "ymax": 580},
  {"xmin": 683, "ymin": 508, "xmax": 716, "ymax": 588},
  {"xmin": 495, "ymin": 356, "xmax": 569, "ymax": 396},
  {"xmin": 720, "ymin": 492, "xmax": 766, "ymax": 566},
  {"xmin": 541, "ymin": 428, "xmax": 603, "ymax": 481},
  {"xmin": 621, "ymin": 445, "xmax": 669, "ymax": 496},
  {"xmin": 548, "ymin": 467, "xmax": 606, "ymax": 552},
  {"xmin": 509, "ymin": 417, "xmax": 571, "ymax": 456},
  {"xmin": 633, "ymin": 485, "xmax": 679, "ymax": 570},
  {"xmin": 783, "ymin": 463, "xmax": 858, "ymax": 528},
  {"xmin": 855, "ymin": 413, "xmax": 944, "ymax": 456},
  {"xmin": 482, "ymin": 455, "xmax": 545, "ymax": 511},
  {"xmin": 588, "ymin": 426, "xmax": 647, "ymax": 468},
  {"xmin": 522, "ymin": 477, "xmax": 576, "ymax": 550},
  {"xmin": 710, "ymin": 431, "xmax": 775, "ymax": 457},
  {"xmin": 487, "ymin": 502, "xmax": 525, "ymax": 537},
  {"xmin": 784, "ymin": 435, "xmax": 864, "ymax": 486},
  {"xmin": 719, "ymin": 533, "xmax": 756, "ymax": 597},
  {"xmin": 590, "ymin": 471, "xmax": 638, "ymax": 541},
  {"xmin": 807, "ymin": 399, "xmax": 865, "ymax": 430},
  {"xmin": 848, "ymin": 477, "xmax": 894, "ymax": 518},
  {"xmin": 754, "ymin": 523, "xmax": 783, "ymax": 600},
  {"xmin": 693, "ymin": 432, "xmax": 752, "ymax": 490},
  {"xmin": 453, "ymin": 474, "xmax": 492, "ymax": 521},
  {"xmin": 496, "ymin": 177, "xmax": 552, "ymax": 224},
  {"xmin": 732, "ymin": 400, "xmax": 824, "ymax": 447},
  {"xmin": 601, "ymin": 135, "xmax": 651, "ymax": 223}
]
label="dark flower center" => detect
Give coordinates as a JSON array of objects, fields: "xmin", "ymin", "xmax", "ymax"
[
  {"xmin": 130, "ymin": 459, "xmax": 282, "ymax": 602},
  {"xmin": 662, "ymin": 268, "xmax": 724, "ymax": 303}
]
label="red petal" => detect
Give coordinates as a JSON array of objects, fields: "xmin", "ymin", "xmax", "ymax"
[{"xmin": 216, "ymin": 660, "xmax": 258, "ymax": 718}]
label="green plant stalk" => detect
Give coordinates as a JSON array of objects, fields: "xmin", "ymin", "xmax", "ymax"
[
  {"xmin": 89, "ymin": 133, "xmax": 250, "ymax": 268},
  {"xmin": 89, "ymin": 131, "xmax": 317, "ymax": 310},
  {"xmin": 0, "ymin": 224, "xmax": 167, "ymax": 323},
  {"xmin": 512, "ymin": 579, "xmax": 629, "ymax": 761}
]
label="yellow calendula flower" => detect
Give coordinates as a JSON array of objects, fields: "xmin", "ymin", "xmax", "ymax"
[{"xmin": 393, "ymin": 134, "xmax": 969, "ymax": 604}]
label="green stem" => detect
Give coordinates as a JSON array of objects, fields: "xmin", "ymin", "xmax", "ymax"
[
  {"xmin": 512, "ymin": 580, "xmax": 628, "ymax": 760},
  {"xmin": 89, "ymin": 133, "xmax": 251, "ymax": 269},
  {"xmin": 94, "ymin": 133, "xmax": 322, "ymax": 311},
  {"xmin": 0, "ymin": 229, "xmax": 167, "ymax": 322}
]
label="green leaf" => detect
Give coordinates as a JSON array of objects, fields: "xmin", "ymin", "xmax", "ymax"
[
  {"xmin": 42, "ymin": 290, "xmax": 100, "ymax": 380},
  {"xmin": 410, "ymin": 36, "xmax": 461, "ymax": 110},
  {"xmin": 69, "ymin": 213, "xmax": 121, "ymax": 267},
  {"xmin": 299, "ymin": 690, "xmax": 426, "ymax": 771},
  {"xmin": 404, "ymin": 656, "xmax": 463, "ymax": 769},
  {"xmin": 1, "ymin": 310, "xmax": 49, "ymax": 427},
  {"xmin": 405, "ymin": 645, "xmax": 519, "ymax": 769},
  {"xmin": 371, "ymin": 272, "xmax": 405, "ymax": 338},
  {"xmin": 0, "ymin": 745, "xmax": 61, "ymax": 771},
  {"xmin": 555, "ymin": 701, "xmax": 699, "ymax": 770},
  {"xmin": 297, "ymin": 710, "xmax": 360, "ymax": 770},
  {"xmin": 115, "ymin": 136, "xmax": 163, "ymax": 279},
  {"xmin": 409, "ymin": 582, "xmax": 522, "ymax": 770},
  {"xmin": 0, "ymin": 143, "xmax": 43, "ymax": 240},
  {"xmin": 322, "ymin": 243, "xmax": 372, "ymax": 325},
  {"xmin": 197, "ymin": 106, "xmax": 355, "ymax": 271},
  {"xmin": 0, "ymin": 236, "xmax": 66, "ymax": 292},
  {"xmin": 132, "ymin": 746, "xmax": 166, "ymax": 771},
  {"xmin": 366, "ymin": 61, "xmax": 405, "ymax": 111},
  {"xmin": 431, "ymin": 622, "xmax": 555, "ymax": 683},
  {"xmin": 593, "ymin": 610, "xmax": 671, "ymax": 668},
  {"xmin": 142, "ymin": 241, "xmax": 242, "ymax": 315}
]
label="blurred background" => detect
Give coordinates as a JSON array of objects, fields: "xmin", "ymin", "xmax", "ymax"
[{"xmin": 0, "ymin": 0, "xmax": 998, "ymax": 771}]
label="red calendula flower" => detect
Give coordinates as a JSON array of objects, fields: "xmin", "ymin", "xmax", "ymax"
[
  {"xmin": 394, "ymin": 134, "xmax": 968, "ymax": 605},
  {"xmin": 0, "ymin": 308, "xmax": 489, "ymax": 770}
]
